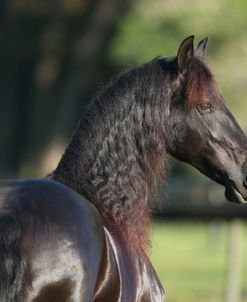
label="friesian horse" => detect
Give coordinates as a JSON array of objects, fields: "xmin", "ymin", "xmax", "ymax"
[{"xmin": 0, "ymin": 36, "xmax": 247, "ymax": 301}]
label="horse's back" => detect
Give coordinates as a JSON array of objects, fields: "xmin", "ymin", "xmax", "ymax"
[{"xmin": 0, "ymin": 179, "xmax": 105, "ymax": 302}]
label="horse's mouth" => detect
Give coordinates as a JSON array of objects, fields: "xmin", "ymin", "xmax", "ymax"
[{"xmin": 225, "ymin": 186, "xmax": 247, "ymax": 204}]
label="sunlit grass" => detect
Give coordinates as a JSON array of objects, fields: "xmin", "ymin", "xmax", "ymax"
[{"xmin": 151, "ymin": 221, "xmax": 247, "ymax": 302}]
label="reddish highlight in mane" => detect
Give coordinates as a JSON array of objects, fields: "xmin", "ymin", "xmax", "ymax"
[
  {"xmin": 185, "ymin": 58, "xmax": 219, "ymax": 107},
  {"xmin": 103, "ymin": 149, "xmax": 166, "ymax": 253}
]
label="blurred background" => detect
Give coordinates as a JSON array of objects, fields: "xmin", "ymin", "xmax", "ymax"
[{"xmin": 0, "ymin": 0, "xmax": 247, "ymax": 301}]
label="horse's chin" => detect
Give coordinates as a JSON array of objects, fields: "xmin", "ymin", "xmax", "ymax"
[{"xmin": 225, "ymin": 186, "xmax": 247, "ymax": 204}]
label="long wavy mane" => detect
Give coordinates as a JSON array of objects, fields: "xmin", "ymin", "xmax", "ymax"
[{"xmin": 52, "ymin": 56, "xmax": 214, "ymax": 251}]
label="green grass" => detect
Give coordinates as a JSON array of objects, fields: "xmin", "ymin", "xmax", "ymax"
[{"xmin": 151, "ymin": 221, "xmax": 247, "ymax": 302}]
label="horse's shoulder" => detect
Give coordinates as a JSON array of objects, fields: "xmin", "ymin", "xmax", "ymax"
[
  {"xmin": 1, "ymin": 178, "xmax": 96, "ymax": 210},
  {"xmin": 0, "ymin": 179, "xmax": 106, "ymax": 302},
  {"xmin": 0, "ymin": 178, "xmax": 104, "ymax": 242}
]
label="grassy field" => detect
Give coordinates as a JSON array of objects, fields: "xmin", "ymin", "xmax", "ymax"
[{"xmin": 151, "ymin": 220, "xmax": 247, "ymax": 302}]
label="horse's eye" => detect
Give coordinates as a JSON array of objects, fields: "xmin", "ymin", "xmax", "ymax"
[{"xmin": 197, "ymin": 102, "xmax": 214, "ymax": 114}]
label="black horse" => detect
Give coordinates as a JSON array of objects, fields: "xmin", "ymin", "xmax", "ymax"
[{"xmin": 0, "ymin": 36, "xmax": 247, "ymax": 301}]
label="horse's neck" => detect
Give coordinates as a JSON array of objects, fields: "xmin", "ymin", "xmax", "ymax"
[
  {"xmin": 53, "ymin": 63, "xmax": 169, "ymax": 252},
  {"xmin": 103, "ymin": 227, "xmax": 164, "ymax": 302},
  {"xmin": 53, "ymin": 105, "xmax": 167, "ymax": 250}
]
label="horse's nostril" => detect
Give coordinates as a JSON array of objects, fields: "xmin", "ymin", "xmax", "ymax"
[{"xmin": 244, "ymin": 175, "xmax": 247, "ymax": 189}]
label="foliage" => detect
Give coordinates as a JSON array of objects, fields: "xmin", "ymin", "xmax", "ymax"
[
  {"xmin": 110, "ymin": 0, "xmax": 247, "ymax": 129},
  {"xmin": 1, "ymin": 0, "xmax": 246, "ymax": 179}
]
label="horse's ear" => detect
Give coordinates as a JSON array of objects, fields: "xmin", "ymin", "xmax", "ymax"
[
  {"xmin": 177, "ymin": 35, "xmax": 194, "ymax": 73},
  {"xmin": 196, "ymin": 37, "xmax": 208, "ymax": 60}
]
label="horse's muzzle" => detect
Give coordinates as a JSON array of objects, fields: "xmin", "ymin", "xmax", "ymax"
[
  {"xmin": 244, "ymin": 175, "xmax": 247, "ymax": 190},
  {"xmin": 225, "ymin": 186, "xmax": 247, "ymax": 204}
]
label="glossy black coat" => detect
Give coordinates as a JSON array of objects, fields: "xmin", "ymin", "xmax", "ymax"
[{"xmin": 0, "ymin": 179, "xmax": 164, "ymax": 302}]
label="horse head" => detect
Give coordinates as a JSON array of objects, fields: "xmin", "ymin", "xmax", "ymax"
[{"xmin": 163, "ymin": 36, "xmax": 247, "ymax": 203}]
